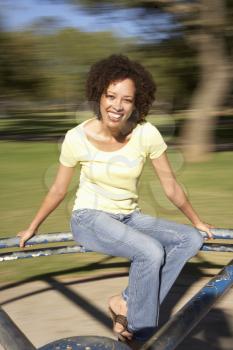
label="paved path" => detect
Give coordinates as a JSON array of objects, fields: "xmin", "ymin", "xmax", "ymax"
[{"xmin": 0, "ymin": 269, "xmax": 232, "ymax": 350}]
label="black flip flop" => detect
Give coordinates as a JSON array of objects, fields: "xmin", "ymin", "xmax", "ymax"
[{"xmin": 108, "ymin": 307, "xmax": 133, "ymax": 343}]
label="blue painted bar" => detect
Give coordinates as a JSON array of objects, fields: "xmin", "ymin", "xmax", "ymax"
[
  {"xmin": 142, "ymin": 259, "xmax": 233, "ymax": 350},
  {"xmin": 1, "ymin": 228, "xmax": 232, "ymax": 262},
  {"xmin": 0, "ymin": 245, "xmax": 91, "ymax": 262},
  {"xmin": 201, "ymin": 243, "xmax": 233, "ymax": 252},
  {"xmin": 0, "ymin": 232, "xmax": 73, "ymax": 249},
  {"xmin": 1, "ymin": 243, "xmax": 233, "ymax": 262},
  {"xmin": 200, "ymin": 228, "xmax": 233, "ymax": 240},
  {"xmin": 1, "ymin": 228, "xmax": 233, "ymax": 249},
  {"xmin": 1, "ymin": 243, "xmax": 232, "ymax": 262}
]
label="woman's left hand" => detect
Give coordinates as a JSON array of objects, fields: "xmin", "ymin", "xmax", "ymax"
[{"xmin": 194, "ymin": 222, "xmax": 215, "ymax": 240}]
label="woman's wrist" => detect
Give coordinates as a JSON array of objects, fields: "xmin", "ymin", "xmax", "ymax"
[
  {"xmin": 190, "ymin": 218, "xmax": 204, "ymax": 227},
  {"xmin": 179, "ymin": 200, "xmax": 202, "ymax": 226},
  {"xmin": 28, "ymin": 224, "xmax": 38, "ymax": 234}
]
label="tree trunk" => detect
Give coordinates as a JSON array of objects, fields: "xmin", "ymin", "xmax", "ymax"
[{"xmin": 180, "ymin": 0, "xmax": 231, "ymax": 162}]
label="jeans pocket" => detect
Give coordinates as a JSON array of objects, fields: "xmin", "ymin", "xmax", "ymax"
[
  {"xmin": 71, "ymin": 208, "xmax": 103, "ymax": 230},
  {"xmin": 71, "ymin": 209, "xmax": 91, "ymax": 224}
]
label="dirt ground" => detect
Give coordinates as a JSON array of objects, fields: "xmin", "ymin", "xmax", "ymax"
[{"xmin": 0, "ymin": 268, "xmax": 233, "ymax": 350}]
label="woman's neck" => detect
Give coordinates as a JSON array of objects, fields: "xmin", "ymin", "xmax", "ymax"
[{"xmin": 97, "ymin": 118, "xmax": 136, "ymax": 141}]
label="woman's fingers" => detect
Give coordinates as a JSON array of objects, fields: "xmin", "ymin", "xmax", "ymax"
[
  {"xmin": 204, "ymin": 228, "xmax": 214, "ymax": 239},
  {"xmin": 16, "ymin": 230, "xmax": 35, "ymax": 248},
  {"xmin": 195, "ymin": 222, "xmax": 214, "ymax": 240}
]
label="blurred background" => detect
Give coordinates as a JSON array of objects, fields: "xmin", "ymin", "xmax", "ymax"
[{"xmin": 0, "ymin": 0, "xmax": 232, "ymax": 281}]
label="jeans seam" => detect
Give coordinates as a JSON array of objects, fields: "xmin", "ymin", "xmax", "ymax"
[
  {"xmin": 128, "ymin": 255, "xmax": 162, "ymax": 332},
  {"xmin": 165, "ymin": 230, "xmax": 186, "ymax": 259}
]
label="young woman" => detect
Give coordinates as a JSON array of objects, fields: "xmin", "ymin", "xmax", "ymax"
[{"xmin": 17, "ymin": 55, "xmax": 213, "ymax": 345}]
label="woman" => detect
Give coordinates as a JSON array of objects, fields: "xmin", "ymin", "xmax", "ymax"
[{"xmin": 17, "ymin": 55, "xmax": 213, "ymax": 345}]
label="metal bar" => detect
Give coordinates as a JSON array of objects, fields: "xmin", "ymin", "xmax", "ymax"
[
  {"xmin": 142, "ymin": 259, "xmax": 233, "ymax": 350},
  {"xmin": 1, "ymin": 228, "xmax": 233, "ymax": 250},
  {"xmin": 0, "ymin": 306, "xmax": 36, "ymax": 350},
  {"xmin": 1, "ymin": 228, "xmax": 233, "ymax": 262},
  {"xmin": 1, "ymin": 243, "xmax": 233, "ymax": 262},
  {"xmin": 0, "ymin": 232, "xmax": 73, "ymax": 248},
  {"xmin": 0, "ymin": 245, "xmax": 91, "ymax": 262},
  {"xmin": 200, "ymin": 228, "xmax": 233, "ymax": 240},
  {"xmin": 201, "ymin": 243, "xmax": 233, "ymax": 252}
]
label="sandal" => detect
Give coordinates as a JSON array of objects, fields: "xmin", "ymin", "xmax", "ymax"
[{"xmin": 108, "ymin": 307, "xmax": 133, "ymax": 343}]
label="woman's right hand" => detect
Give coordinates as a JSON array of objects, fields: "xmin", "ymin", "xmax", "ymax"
[{"xmin": 17, "ymin": 229, "xmax": 36, "ymax": 248}]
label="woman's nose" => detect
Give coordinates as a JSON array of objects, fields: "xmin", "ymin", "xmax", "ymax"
[{"xmin": 112, "ymin": 99, "xmax": 123, "ymax": 111}]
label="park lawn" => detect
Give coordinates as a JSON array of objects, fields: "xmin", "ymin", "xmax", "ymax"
[{"xmin": 0, "ymin": 141, "xmax": 232, "ymax": 283}]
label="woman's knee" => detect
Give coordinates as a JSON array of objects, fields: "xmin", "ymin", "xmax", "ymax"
[
  {"xmin": 186, "ymin": 227, "xmax": 204, "ymax": 255},
  {"xmin": 137, "ymin": 240, "xmax": 164, "ymax": 265}
]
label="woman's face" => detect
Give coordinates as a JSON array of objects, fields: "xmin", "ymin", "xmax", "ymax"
[{"xmin": 99, "ymin": 78, "xmax": 136, "ymax": 129}]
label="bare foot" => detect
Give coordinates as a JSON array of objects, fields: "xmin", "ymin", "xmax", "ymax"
[{"xmin": 108, "ymin": 294, "xmax": 133, "ymax": 340}]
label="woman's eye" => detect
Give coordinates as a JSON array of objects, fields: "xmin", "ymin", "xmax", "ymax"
[{"xmin": 107, "ymin": 95, "xmax": 114, "ymax": 99}]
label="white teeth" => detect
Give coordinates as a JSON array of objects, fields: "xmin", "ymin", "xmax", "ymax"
[{"xmin": 108, "ymin": 112, "xmax": 122, "ymax": 120}]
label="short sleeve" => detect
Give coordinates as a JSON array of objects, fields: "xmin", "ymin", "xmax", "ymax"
[
  {"xmin": 145, "ymin": 122, "xmax": 167, "ymax": 159},
  {"xmin": 59, "ymin": 130, "xmax": 79, "ymax": 167}
]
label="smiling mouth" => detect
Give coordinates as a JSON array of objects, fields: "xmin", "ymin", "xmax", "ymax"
[{"xmin": 108, "ymin": 112, "xmax": 123, "ymax": 121}]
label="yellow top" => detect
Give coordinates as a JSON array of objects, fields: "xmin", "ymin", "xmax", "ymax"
[{"xmin": 59, "ymin": 119, "xmax": 167, "ymax": 214}]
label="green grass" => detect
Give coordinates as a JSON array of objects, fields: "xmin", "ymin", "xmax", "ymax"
[{"xmin": 0, "ymin": 141, "xmax": 232, "ymax": 283}]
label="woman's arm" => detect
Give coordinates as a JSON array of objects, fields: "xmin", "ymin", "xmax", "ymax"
[
  {"xmin": 17, "ymin": 164, "xmax": 75, "ymax": 247},
  {"xmin": 151, "ymin": 152, "xmax": 213, "ymax": 239}
]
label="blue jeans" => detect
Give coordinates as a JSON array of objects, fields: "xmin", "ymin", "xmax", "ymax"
[{"xmin": 70, "ymin": 209, "xmax": 203, "ymax": 341}]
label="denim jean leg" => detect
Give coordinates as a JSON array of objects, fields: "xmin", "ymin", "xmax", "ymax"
[
  {"xmin": 157, "ymin": 220, "xmax": 203, "ymax": 303},
  {"xmin": 70, "ymin": 209, "xmax": 165, "ymax": 339},
  {"xmin": 123, "ymin": 212, "xmax": 203, "ymax": 308}
]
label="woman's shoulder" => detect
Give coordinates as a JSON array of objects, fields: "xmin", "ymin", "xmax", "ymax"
[
  {"xmin": 136, "ymin": 121, "xmax": 161, "ymax": 136},
  {"xmin": 136, "ymin": 121, "xmax": 166, "ymax": 148},
  {"xmin": 65, "ymin": 118, "xmax": 94, "ymax": 139}
]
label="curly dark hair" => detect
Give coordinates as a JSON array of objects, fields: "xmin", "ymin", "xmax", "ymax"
[{"xmin": 86, "ymin": 54, "xmax": 156, "ymax": 124}]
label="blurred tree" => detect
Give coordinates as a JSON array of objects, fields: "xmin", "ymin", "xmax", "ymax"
[
  {"xmin": 150, "ymin": 0, "xmax": 232, "ymax": 161},
  {"xmin": 179, "ymin": 0, "xmax": 232, "ymax": 160},
  {"xmin": 126, "ymin": 38, "xmax": 199, "ymax": 111},
  {"xmin": 0, "ymin": 24, "xmax": 127, "ymax": 109},
  {"xmin": 37, "ymin": 28, "xmax": 127, "ymax": 105},
  {"xmin": 0, "ymin": 31, "xmax": 46, "ymax": 108},
  {"xmin": 74, "ymin": 0, "xmax": 233, "ymax": 161}
]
